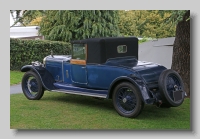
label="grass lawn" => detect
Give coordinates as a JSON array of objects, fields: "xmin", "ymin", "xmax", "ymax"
[
  {"xmin": 10, "ymin": 71, "xmax": 24, "ymax": 85},
  {"xmin": 10, "ymin": 92, "xmax": 190, "ymax": 130}
]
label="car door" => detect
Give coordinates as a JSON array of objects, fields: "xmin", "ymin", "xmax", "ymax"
[{"xmin": 70, "ymin": 43, "xmax": 87, "ymax": 84}]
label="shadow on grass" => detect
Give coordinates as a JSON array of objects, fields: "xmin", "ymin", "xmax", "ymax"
[
  {"xmin": 40, "ymin": 92, "xmax": 190, "ymax": 120},
  {"xmin": 137, "ymin": 98, "xmax": 190, "ymax": 120},
  {"xmin": 42, "ymin": 92, "xmax": 115, "ymax": 112}
]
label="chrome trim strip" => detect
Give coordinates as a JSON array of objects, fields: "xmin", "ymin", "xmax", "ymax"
[
  {"xmin": 62, "ymin": 60, "xmax": 64, "ymax": 82},
  {"xmin": 54, "ymin": 83, "xmax": 107, "ymax": 92},
  {"xmin": 66, "ymin": 70, "xmax": 69, "ymax": 78},
  {"xmin": 45, "ymin": 59, "xmax": 71, "ymax": 63},
  {"xmin": 51, "ymin": 89, "xmax": 107, "ymax": 98}
]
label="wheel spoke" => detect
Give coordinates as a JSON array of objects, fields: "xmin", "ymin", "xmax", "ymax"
[
  {"xmin": 116, "ymin": 87, "xmax": 137, "ymax": 113},
  {"xmin": 22, "ymin": 71, "xmax": 44, "ymax": 100},
  {"xmin": 24, "ymin": 76, "xmax": 39, "ymax": 97},
  {"xmin": 158, "ymin": 69, "xmax": 185, "ymax": 107},
  {"xmin": 166, "ymin": 74, "xmax": 182, "ymax": 101}
]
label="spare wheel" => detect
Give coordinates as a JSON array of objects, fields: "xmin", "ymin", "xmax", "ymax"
[{"xmin": 158, "ymin": 69, "xmax": 185, "ymax": 107}]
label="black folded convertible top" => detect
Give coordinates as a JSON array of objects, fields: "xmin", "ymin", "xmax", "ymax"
[{"xmin": 71, "ymin": 37, "xmax": 138, "ymax": 64}]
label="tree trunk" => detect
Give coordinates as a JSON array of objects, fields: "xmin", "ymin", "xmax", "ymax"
[{"xmin": 171, "ymin": 10, "xmax": 190, "ymax": 97}]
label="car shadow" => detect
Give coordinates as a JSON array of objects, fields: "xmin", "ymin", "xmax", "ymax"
[
  {"xmin": 137, "ymin": 105, "xmax": 185, "ymax": 120},
  {"xmin": 42, "ymin": 92, "xmax": 115, "ymax": 113},
  {"xmin": 41, "ymin": 92, "xmax": 186, "ymax": 119}
]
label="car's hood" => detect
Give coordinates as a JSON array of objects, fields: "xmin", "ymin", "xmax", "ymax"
[
  {"xmin": 132, "ymin": 61, "xmax": 167, "ymax": 84},
  {"xmin": 44, "ymin": 55, "xmax": 72, "ymax": 63}
]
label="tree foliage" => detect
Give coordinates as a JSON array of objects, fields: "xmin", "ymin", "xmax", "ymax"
[
  {"xmin": 39, "ymin": 10, "xmax": 120, "ymax": 42},
  {"xmin": 118, "ymin": 10, "xmax": 177, "ymax": 38},
  {"xmin": 118, "ymin": 10, "xmax": 144, "ymax": 37},
  {"xmin": 28, "ymin": 17, "xmax": 43, "ymax": 26},
  {"xmin": 10, "ymin": 10, "xmax": 44, "ymax": 27},
  {"xmin": 10, "ymin": 10, "xmax": 184, "ymax": 39},
  {"xmin": 10, "ymin": 10, "xmax": 190, "ymax": 96}
]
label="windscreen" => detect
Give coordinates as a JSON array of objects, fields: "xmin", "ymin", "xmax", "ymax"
[{"xmin": 72, "ymin": 44, "xmax": 86, "ymax": 60}]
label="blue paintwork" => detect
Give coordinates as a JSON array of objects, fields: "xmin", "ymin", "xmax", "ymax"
[
  {"xmin": 45, "ymin": 61, "xmax": 63, "ymax": 82},
  {"xmin": 21, "ymin": 65, "xmax": 56, "ymax": 90},
  {"xmin": 29, "ymin": 78, "xmax": 38, "ymax": 92},
  {"xmin": 53, "ymin": 82, "xmax": 108, "ymax": 95},
  {"xmin": 71, "ymin": 64, "xmax": 87, "ymax": 84},
  {"xmin": 115, "ymin": 87, "xmax": 137, "ymax": 113},
  {"xmin": 43, "ymin": 56, "xmax": 166, "ymax": 103},
  {"xmin": 20, "ymin": 37, "xmax": 186, "ymax": 118},
  {"xmin": 132, "ymin": 61, "xmax": 167, "ymax": 84},
  {"xmin": 63, "ymin": 62, "xmax": 72, "ymax": 84},
  {"xmin": 21, "ymin": 55, "xmax": 167, "ymax": 104},
  {"xmin": 86, "ymin": 64, "xmax": 134, "ymax": 89},
  {"xmin": 105, "ymin": 56, "xmax": 138, "ymax": 67}
]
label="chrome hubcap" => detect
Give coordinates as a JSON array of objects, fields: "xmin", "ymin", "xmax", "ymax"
[{"xmin": 123, "ymin": 98, "xmax": 127, "ymax": 103}]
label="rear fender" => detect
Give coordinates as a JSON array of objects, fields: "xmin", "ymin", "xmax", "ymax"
[
  {"xmin": 21, "ymin": 65, "xmax": 56, "ymax": 90},
  {"xmin": 108, "ymin": 76, "xmax": 154, "ymax": 104}
]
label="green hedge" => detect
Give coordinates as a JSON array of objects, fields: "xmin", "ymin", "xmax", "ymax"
[{"xmin": 10, "ymin": 38, "xmax": 71, "ymax": 70}]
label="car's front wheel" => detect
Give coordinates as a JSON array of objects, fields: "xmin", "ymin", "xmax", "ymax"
[
  {"xmin": 112, "ymin": 82, "xmax": 144, "ymax": 118},
  {"xmin": 21, "ymin": 71, "xmax": 44, "ymax": 100}
]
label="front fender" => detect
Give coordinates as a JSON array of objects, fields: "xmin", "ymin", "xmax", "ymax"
[
  {"xmin": 21, "ymin": 65, "xmax": 56, "ymax": 90},
  {"xmin": 107, "ymin": 76, "xmax": 155, "ymax": 104}
]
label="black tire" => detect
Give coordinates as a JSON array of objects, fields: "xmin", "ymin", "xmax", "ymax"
[
  {"xmin": 112, "ymin": 82, "xmax": 144, "ymax": 118},
  {"xmin": 158, "ymin": 69, "xmax": 184, "ymax": 107},
  {"xmin": 21, "ymin": 71, "xmax": 44, "ymax": 100}
]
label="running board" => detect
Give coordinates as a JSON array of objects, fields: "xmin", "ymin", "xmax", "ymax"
[{"xmin": 51, "ymin": 89, "xmax": 107, "ymax": 98}]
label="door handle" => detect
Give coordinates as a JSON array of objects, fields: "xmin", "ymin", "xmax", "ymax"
[{"xmin": 81, "ymin": 67, "xmax": 86, "ymax": 69}]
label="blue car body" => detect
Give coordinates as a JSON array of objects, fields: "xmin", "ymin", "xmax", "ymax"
[{"xmin": 21, "ymin": 37, "xmax": 186, "ymax": 118}]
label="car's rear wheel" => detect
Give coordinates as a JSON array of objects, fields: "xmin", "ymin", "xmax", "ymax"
[
  {"xmin": 158, "ymin": 69, "xmax": 185, "ymax": 107},
  {"xmin": 21, "ymin": 71, "xmax": 44, "ymax": 100},
  {"xmin": 112, "ymin": 82, "xmax": 144, "ymax": 118}
]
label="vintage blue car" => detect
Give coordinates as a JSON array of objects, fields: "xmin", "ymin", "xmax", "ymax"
[{"xmin": 21, "ymin": 37, "xmax": 186, "ymax": 118}]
